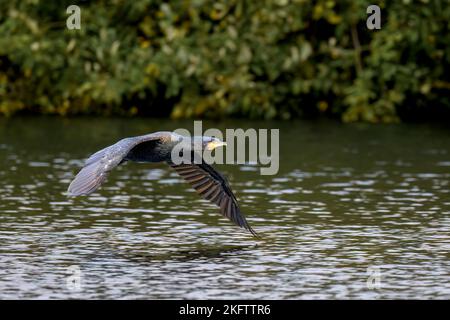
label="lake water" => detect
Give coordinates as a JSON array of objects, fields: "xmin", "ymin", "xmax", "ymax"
[{"xmin": 0, "ymin": 117, "xmax": 449, "ymax": 299}]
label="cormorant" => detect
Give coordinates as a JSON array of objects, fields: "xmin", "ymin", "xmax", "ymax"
[{"xmin": 67, "ymin": 131, "xmax": 257, "ymax": 236}]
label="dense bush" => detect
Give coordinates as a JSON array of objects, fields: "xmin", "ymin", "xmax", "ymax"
[{"xmin": 0, "ymin": 0, "xmax": 449, "ymax": 122}]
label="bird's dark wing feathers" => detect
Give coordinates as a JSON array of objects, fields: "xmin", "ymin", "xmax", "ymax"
[
  {"xmin": 67, "ymin": 133, "xmax": 165, "ymax": 196},
  {"xmin": 169, "ymin": 161, "xmax": 257, "ymax": 236}
]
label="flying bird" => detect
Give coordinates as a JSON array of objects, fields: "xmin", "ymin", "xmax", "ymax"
[{"xmin": 67, "ymin": 131, "xmax": 257, "ymax": 236}]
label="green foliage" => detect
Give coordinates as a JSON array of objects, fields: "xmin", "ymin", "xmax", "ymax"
[{"xmin": 0, "ymin": 0, "xmax": 449, "ymax": 122}]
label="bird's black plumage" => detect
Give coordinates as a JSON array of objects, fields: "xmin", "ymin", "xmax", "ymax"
[{"xmin": 67, "ymin": 131, "xmax": 257, "ymax": 236}]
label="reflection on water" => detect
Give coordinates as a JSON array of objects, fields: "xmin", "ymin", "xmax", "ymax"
[{"xmin": 0, "ymin": 117, "xmax": 449, "ymax": 299}]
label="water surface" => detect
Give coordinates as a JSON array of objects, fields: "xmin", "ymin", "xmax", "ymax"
[{"xmin": 0, "ymin": 117, "xmax": 449, "ymax": 299}]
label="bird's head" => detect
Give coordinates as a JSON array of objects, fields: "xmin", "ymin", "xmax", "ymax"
[{"xmin": 193, "ymin": 136, "xmax": 227, "ymax": 151}]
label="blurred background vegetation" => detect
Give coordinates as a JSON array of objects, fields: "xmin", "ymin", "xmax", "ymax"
[{"xmin": 0, "ymin": 0, "xmax": 449, "ymax": 122}]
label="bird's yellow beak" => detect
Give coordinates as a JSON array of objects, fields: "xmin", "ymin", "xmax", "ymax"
[{"xmin": 206, "ymin": 140, "xmax": 227, "ymax": 151}]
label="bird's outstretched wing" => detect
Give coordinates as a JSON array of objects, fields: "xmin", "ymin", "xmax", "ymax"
[
  {"xmin": 68, "ymin": 132, "xmax": 168, "ymax": 196},
  {"xmin": 169, "ymin": 161, "xmax": 257, "ymax": 236}
]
